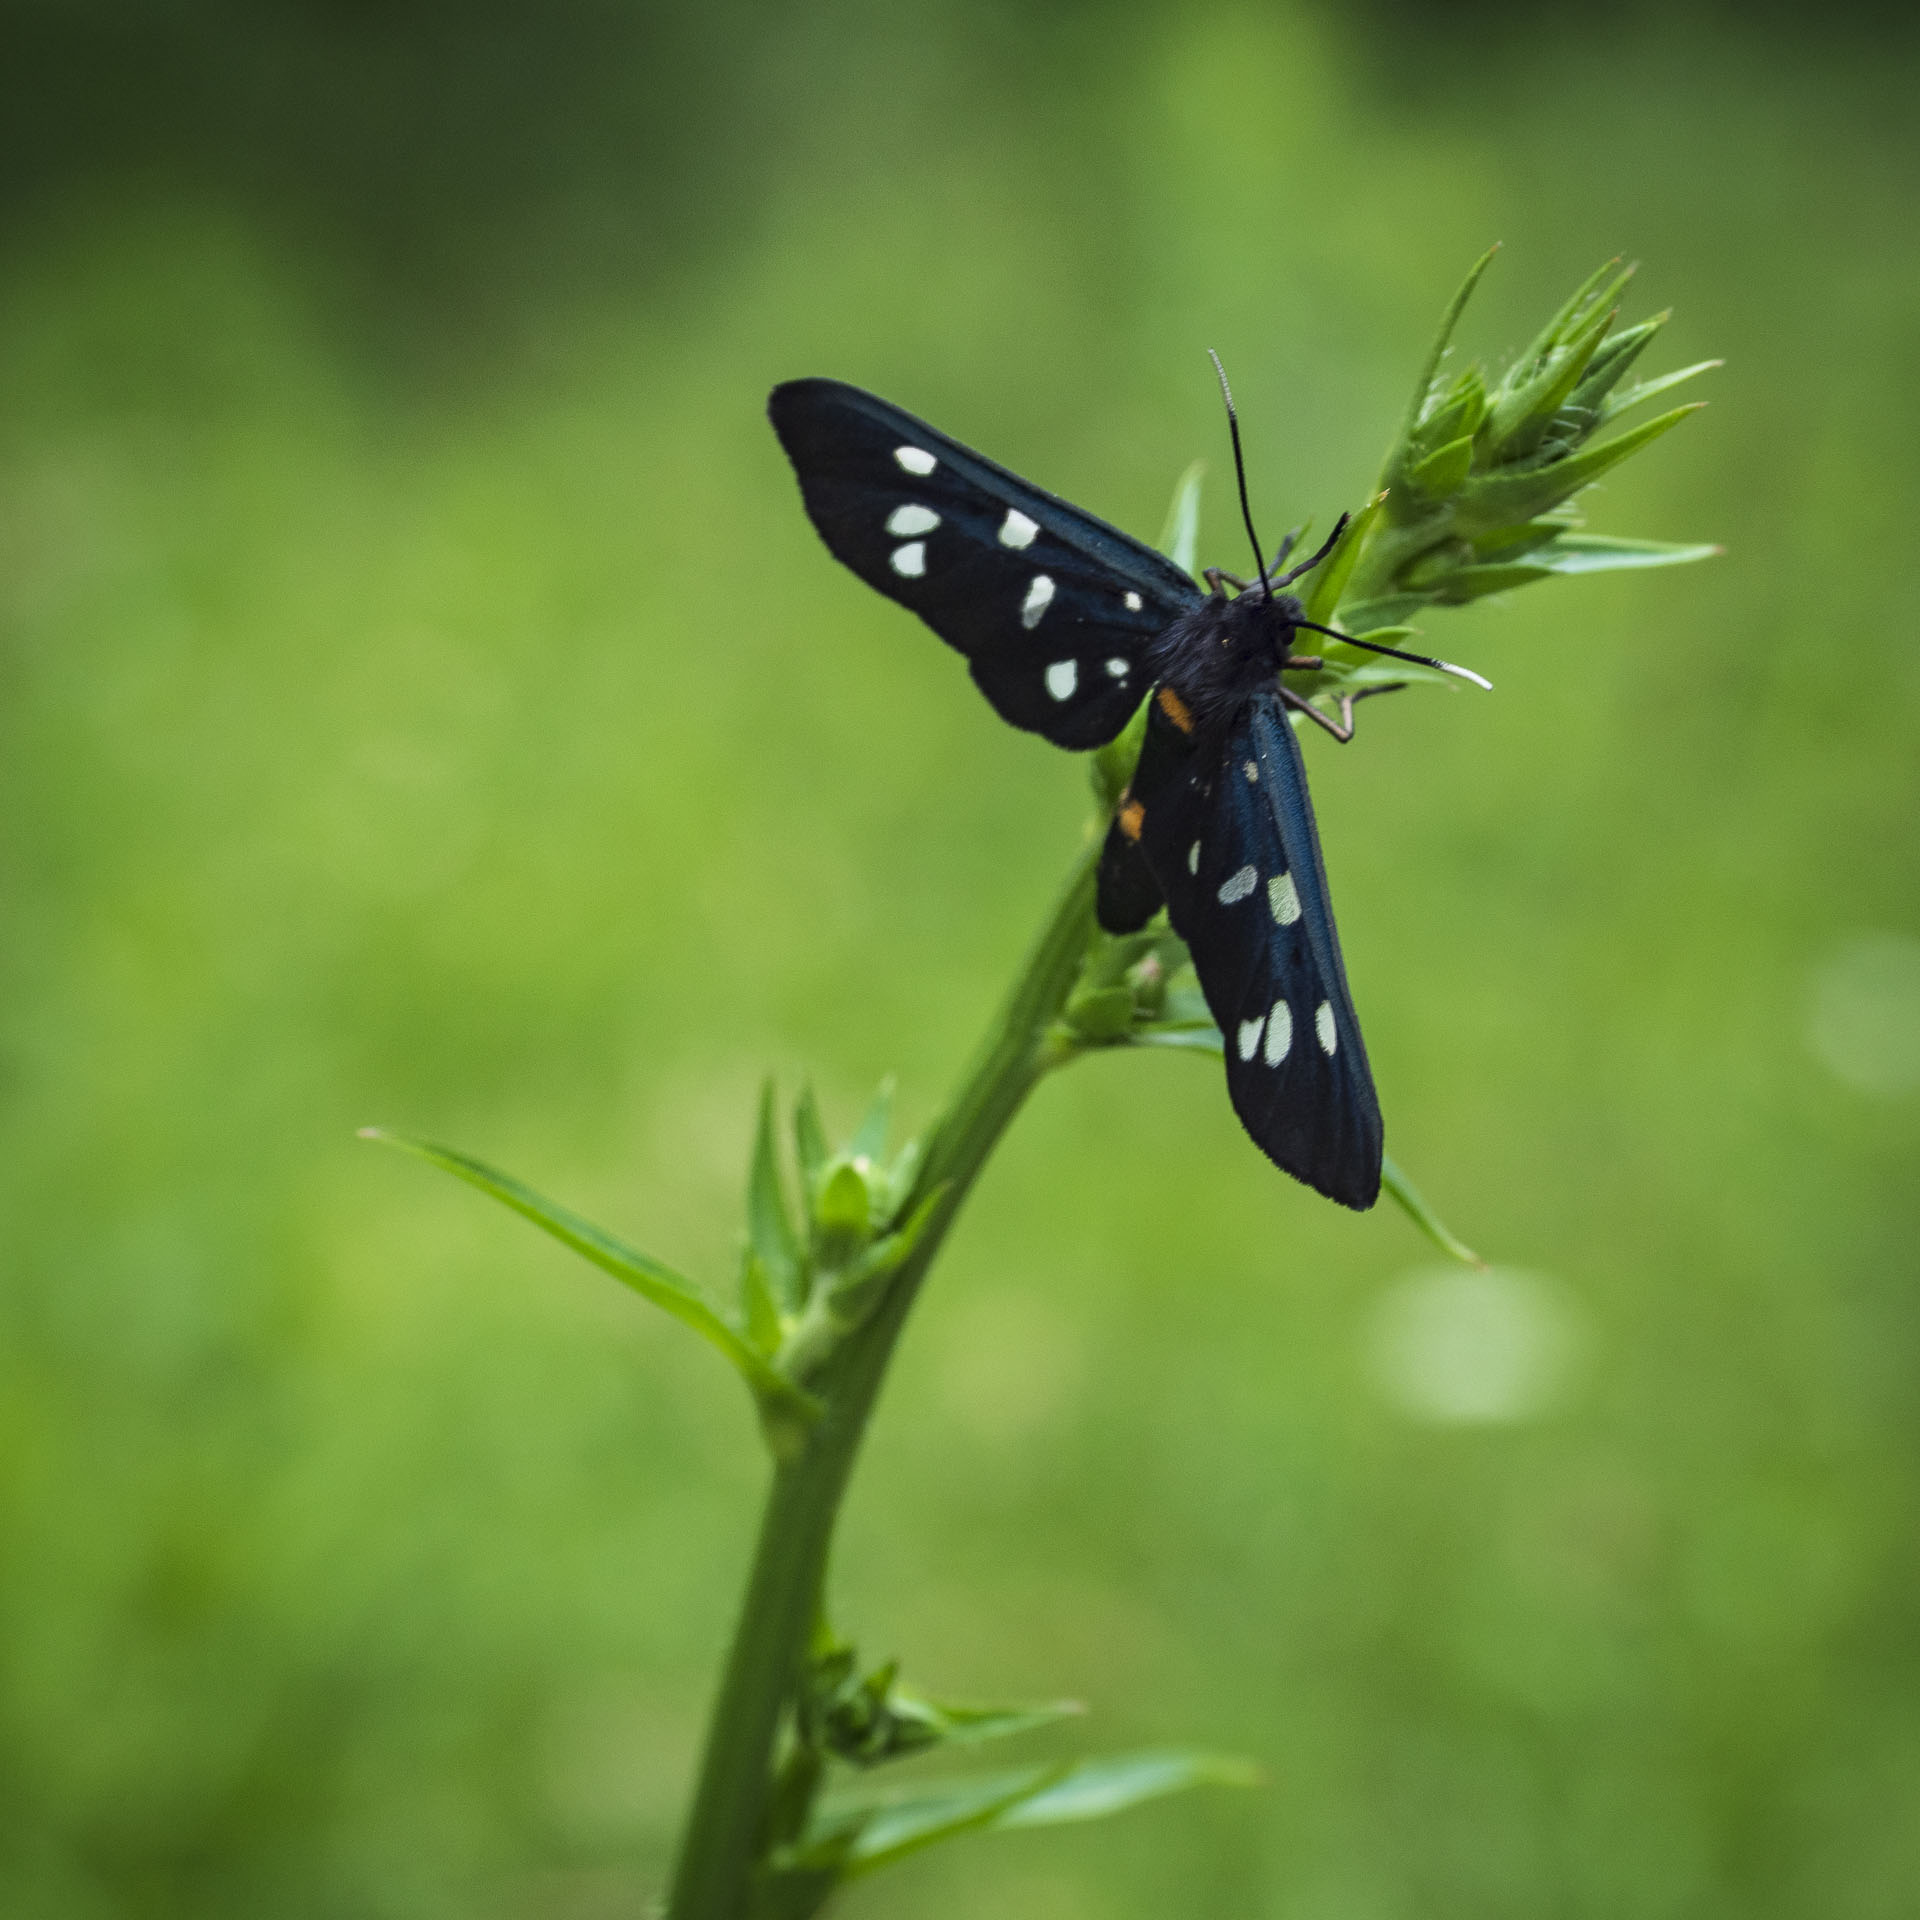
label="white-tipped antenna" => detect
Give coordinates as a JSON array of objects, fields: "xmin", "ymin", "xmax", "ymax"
[
  {"xmin": 1291, "ymin": 618, "xmax": 1494, "ymax": 691},
  {"xmin": 1207, "ymin": 349, "xmax": 1270, "ymax": 591}
]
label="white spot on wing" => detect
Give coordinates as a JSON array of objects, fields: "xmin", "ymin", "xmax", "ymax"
[
  {"xmin": 1105, "ymin": 658, "xmax": 1129, "ymax": 679},
  {"xmin": 1243, "ymin": 759, "xmax": 1259, "ymax": 784},
  {"xmin": 1217, "ymin": 864, "xmax": 1257, "ymax": 905},
  {"xmin": 889, "ymin": 542, "xmax": 927, "ymax": 577},
  {"xmin": 1021, "ymin": 574, "xmax": 1056, "ymax": 628},
  {"xmin": 1044, "ymin": 659, "xmax": 1078, "ymax": 701},
  {"xmin": 1315, "ymin": 1000, "xmax": 1337, "ymax": 1054},
  {"xmin": 894, "ymin": 446, "xmax": 937, "ymax": 476},
  {"xmin": 886, "ymin": 503, "xmax": 940, "ymax": 536},
  {"xmin": 1264, "ymin": 1000, "xmax": 1293, "ymax": 1066},
  {"xmin": 1268, "ymin": 873, "xmax": 1302, "ymax": 925},
  {"xmin": 1186, "ymin": 840, "xmax": 1200, "ymax": 875},
  {"xmin": 998, "ymin": 508, "xmax": 1039, "ymax": 549},
  {"xmin": 1237, "ymin": 1015, "xmax": 1265, "ymax": 1061},
  {"xmin": 1124, "ymin": 591, "xmax": 1143, "ymax": 611}
]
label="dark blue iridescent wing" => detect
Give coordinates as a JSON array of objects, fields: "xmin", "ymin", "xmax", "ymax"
[
  {"xmin": 769, "ymin": 378, "xmax": 1204, "ymax": 749},
  {"xmin": 1099, "ymin": 690, "xmax": 1382, "ymax": 1209}
]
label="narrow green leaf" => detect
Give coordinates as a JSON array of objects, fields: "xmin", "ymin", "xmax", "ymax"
[
  {"xmin": 780, "ymin": 1184, "xmax": 951, "ymax": 1380},
  {"xmin": 740, "ymin": 1250, "xmax": 784, "ymax": 1355},
  {"xmin": 1566, "ymin": 314, "xmax": 1666, "ymax": 412},
  {"xmin": 804, "ymin": 1770, "xmax": 1054, "ymax": 1876},
  {"xmin": 1455, "ymin": 402, "xmax": 1705, "ymax": 532},
  {"xmin": 919, "ymin": 1697, "xmax": 1086, "ymax": 1747},
  {"xmin": 1300, "ymin": 624, "xmax": 1415, "ymax": 670},
  {"xmin": 880, "ymin": 1137, "xmax": 923, "ymax": 1220},
  {"xmin": 1300, "ymin": 491, "xmax": 1386, "ymax": 626},
  {"xmin": 850, "ymin": 1076, "xmax": 894, "ymax": 1164},
  {"xmin": 360, "ymin": 1130, "xmax": 819, "ymax": 1429},
  {"xmin": 1401, "ymin": 537, "xmax": 1475, "ymax": 591},
  {"xmin": 1525, "ymin": 532, "xmax": 1722, "ymax": 574},
  {"xmin": 994, "ymin": 1750, "xmax": 1260, "ymax": 1830},
  {"xmin": 828, "ymin": 1749, "xmax": 1258, "ymax": 1876},
  {"xmin": 1392, "ymin": 243, "xmax": 1499, "ymax": 456},
  {"xmin": 1511, "ymin": 257, "xmax": 1626, "ymax": 378},
  {"xmin": 1424, "ymin": 560, "xmax": 1556, "ymax": 603},
  {"xmin": 1346, "ymin": 657, "xmax": 1452, "ymax": 688},
  {"xmin": 1131, "ymin": 1021, "xmax": 1222, "ymax": 1054},
  {"xmin": 1381, "ymin": 1153, "xmax": 1485, "ymax": 1268},
  {"xmin": 792, "ymin": 1083, "xmax": 829, "ymax": 1201},
  {"xmin": 1602, "ymin": 358, "xmax": 1723, "ymax": 421},
  {"xmin": 1332, "ymin": 592, "xmax": 1433, "ymax": 632},
  {"xmin": 1407, "ymin": 435, "xmax": 1475, "ymax": 499},
  {"xmin": 1303, "ymin": 629, "xmax": 1461, "ymax": 691},
  {"xmin": 1467, "ymin": 519, "xmax": 1570, "ymax": 562},
  {"xmin": 833, "ymin": 1184, "xmax": 946, "ymax": 1302},
  {"xmin": 1489, "ymin": 300, "xmax": 1615, "ymax": 460},
  {"xmin": 1158, "ymin": 460, "xmax": 1205, "ymax": 580},
  {"xmin": 1406, "ymin": 378, "xmax": 1484, "ymax": 461},
  {"xmin": 750, "ymin": 1080, "xmax": 805, "ymax": 1311}
]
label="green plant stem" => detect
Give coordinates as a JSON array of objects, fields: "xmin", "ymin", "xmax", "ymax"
[{"xmin": 663, "ymin": 836, "xmax": 1102, "ymax": 1920}]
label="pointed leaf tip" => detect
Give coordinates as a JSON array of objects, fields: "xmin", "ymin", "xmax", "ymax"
[
  {"xmin": 1159, "ymin": 460, "xmax": 1205, "ymax": 581},
  {"xmin": 818, "ymin": 1747, "xmax": 1258, "ymax": 1879},
  {"xmin": 1381, "ymin": 1155, "xmax": 1485, "ymax": 1268},
  {"xmin": 851, "ymin": 1076, "xmax": 895, "ymax": 1163},
  {"xmin": 793, "ymin": 1083, "xmax": 829, "ymax": 1198},
  {"xmin": 749, "ymin": 1079, "xmax": 805, "ymax": 1312},
  {"xmin": 365, "ymin": 1129, "xmax": 819, "ymax": 1437}
]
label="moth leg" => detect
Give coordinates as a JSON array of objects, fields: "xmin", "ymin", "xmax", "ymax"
[
  {"xmin": 1268, "ymin": 524, "xmax": 1304, "ymax": 574},
  {"xmin": 1203, "ymin": 566, "xmax": 1253, "ymax": 594},
  {"xmin": 1281, "ymin": 681, "xmax": 1408, "ymax": 745},
  {"xmin": 1281, "ymin": 654, "xmax": 1324, "ymax": 672}
]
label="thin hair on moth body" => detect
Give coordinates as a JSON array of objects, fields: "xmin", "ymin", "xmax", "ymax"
[{"xmin": 1140, "ymin": 581, "xmax": 1311, "ymax": 741}]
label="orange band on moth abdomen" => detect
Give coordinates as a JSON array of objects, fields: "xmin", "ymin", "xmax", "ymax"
[
  {"xmin": 1118, "ymin": 798, "xmax": 1145, "ymax": 841},
  {"xmin": 1156, "ymin": 687, "xmax": 1194, "ymax": 734}
]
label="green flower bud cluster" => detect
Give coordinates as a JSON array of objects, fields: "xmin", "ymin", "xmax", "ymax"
[
  {"xmin": 758, "ymin": 1625, "xmax": 1091, "ymax": 1905},
  {"xmin": 1323, "ymin": 253, "xmax": 1720, "ymax": 641},
  {"xmin": 1055, "ymin": 923, "xmax": 1222, "ymax": 1059},
  {"xmin": 796, "ymin": 1643, "xmax": 948, "ymax": 1768},
  {"xmin": 747, "ymin": 1080, "xmax": 943, "ymax": 1391}
]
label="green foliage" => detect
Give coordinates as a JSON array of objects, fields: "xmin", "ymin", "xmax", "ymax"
[
  {"xmin": 789, "ymin": 1749, "xmax": 1257, "ymax": 1881},
  {"xmin": 362, "ymin": 259, "xmax": 1712, "ymax": 1920},
  {"xmin": 1336, "ymin": 253, "xmax": 1718, "ymax": 648},
  {"xmin": 7, "ymin": 18, "xmax": 1917, "ymax": 1920},
  {"xmin": 367, "ymin": 254, "xmax": 1698, "ymax": 1918},
  {"xmin": 360, "ymin": 1129, "xmax": 824, "ymax": 1451}
]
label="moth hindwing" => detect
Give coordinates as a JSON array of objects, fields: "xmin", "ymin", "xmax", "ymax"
[{"xmin": 1100, "ymin": 689, "xmax": 1381, "ymax": 1208}]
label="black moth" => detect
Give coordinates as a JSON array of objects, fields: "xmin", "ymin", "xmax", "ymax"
[{"xmin": 770, "ymin": 376, "xmax": 1424, "ymax": 1211}]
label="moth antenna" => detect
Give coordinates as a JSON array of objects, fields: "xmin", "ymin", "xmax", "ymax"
[
  {"xmin": 1207, "ymin": 349, "xmax": 1270, "ymax": 592},
  {"xmin": 1291, "ymin": 618, "xmax": 1494, "ymax": 691},
  {"xmin": 1272, "ymin": 512, "xmax": 1350, "ymax": 590}
]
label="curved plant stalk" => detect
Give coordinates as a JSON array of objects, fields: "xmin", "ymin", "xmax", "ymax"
[{"xmin": 664, "ymin": 840, "xmax": 1114, "ymax": 1918}]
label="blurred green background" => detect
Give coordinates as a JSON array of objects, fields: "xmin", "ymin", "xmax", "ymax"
[{"xmin": 4, "ymin": 3, "xmax": 1919, "ymax": 1915}]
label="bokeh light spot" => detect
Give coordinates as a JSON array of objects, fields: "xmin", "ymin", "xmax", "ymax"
[
  {"xmin": 1807, "ymin": 931, "xmax": 1920, "ymax": 1095},
  {"xmin": 1367, "ymin": 1267, "xmax": 1585, "ymax": 1426}
]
